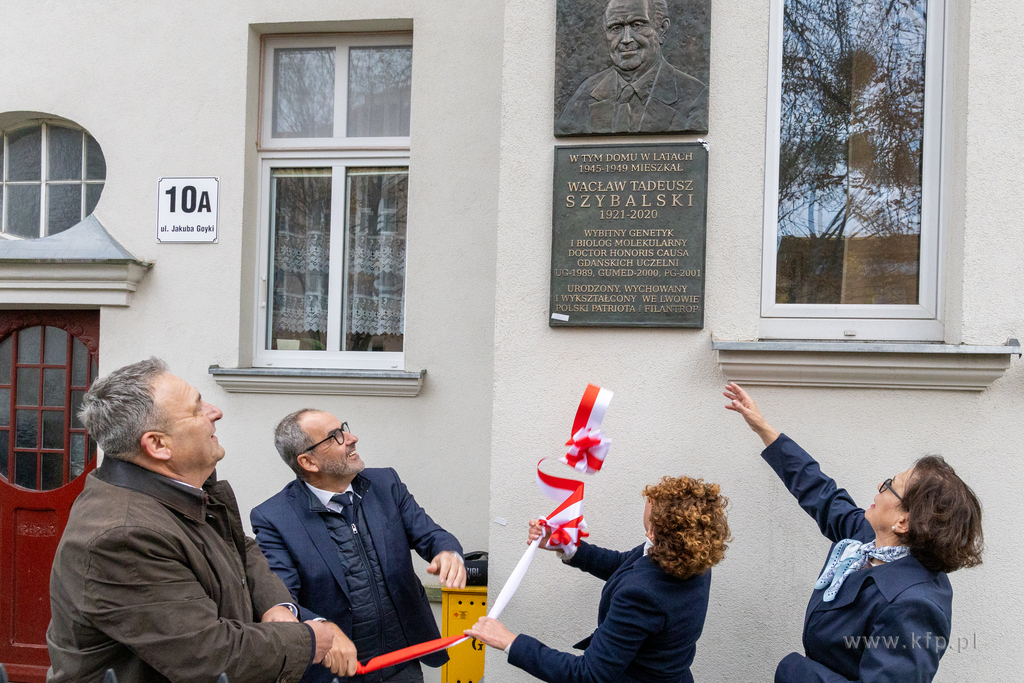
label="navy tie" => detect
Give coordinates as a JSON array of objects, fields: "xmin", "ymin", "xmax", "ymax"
[{"xmin": 330, "ymin": 492, "xmax": 356, "ymax": 525}]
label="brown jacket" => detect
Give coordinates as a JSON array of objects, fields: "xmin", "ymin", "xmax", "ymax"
[{"xmin": 47, "ymin": 457, "xmax": 313, "ymax": 683}]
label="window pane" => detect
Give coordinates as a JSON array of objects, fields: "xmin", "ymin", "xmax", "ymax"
[
  {"xmin": 42, "ymin": 411, "xmax": 64, "ymax": 449},
  {"xmin": 18, "ymin": 327, "xmax": 41, "ymax": 364},
  {"xmin": 8, "ymin": 126, "xmax": 42, "ymax": 181},
  {"xmin": 16, "ymin": 411, "xmax": 38, "ymax": 448},
  {"xmin": 15, "ymin": 451, "xmax": 36, "ymax": 489},
  {"xmin": 48, "ymin": 126, "xmax": 83, "ymax": 181},
  {"xmin": 44, "ymin": 327, "xmax": 68, "ymax": 365},
  {"xmin": 43, "ymin": 369, "xmax": 65, "ymax": 407},
  {"xmin": 70, "ymin": 433, "xmax": 85, "ymax": 480},
  {"xmin": 42, "ymin": 452, "xmax": 63, "ymax": 490},
  {"xmin": 344, "ymin": 168, "xmax": 408, "ymax": 352},
  {"xmin": 269, "ymin": 169, "xmax": 332, "ymax": 351},
  {"xmin": 85, "ymin": 133, "xmax": 106, "ymax": 180},
  {"xmin": 272, "ymin": 48, "xmax": 336, "ymax": 138},
  {"xmin": 72, "ymin": 338, "xmax": 88, "ymax": 386},
  {"xmin": 48, "ymin": 184, "xmax": 82, "ymax": 234},
  {"xmin": 86, "ymin": 183, "xmax": 103, "ymax": 214},
  {"xmin": 8, "ymin": 185, "xmax": 41, "ymax": 238},
  {"xmin": 71, "ymin": 390, "xmax": 85, "ymax": 429},
  {"xmin": 0, "ymin": 336, "xmax": 11, "ymax": 384},
  {"xmin": 0, "ymin": 389, "xmax": 8, "ymax": 426},
  {"xmin": 776, "ymin": 0, "xmax": 925, "ymax": 305},
  {"xmin": 347, "ymin": 47, "xmax": 412, "ymax": 137},
  {"xmin": 17, "ymin": 368, "xmax": 39, "ymax": 406}
]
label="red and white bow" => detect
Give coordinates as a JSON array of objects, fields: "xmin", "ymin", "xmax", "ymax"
[{"xmin": 536, "ymin": 384, "xmax": 613, "ymax": 555}]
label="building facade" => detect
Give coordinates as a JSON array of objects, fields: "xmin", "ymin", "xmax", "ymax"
[{"xmin": 1, "ymin": 1, "xmax": 1021, "ymax": 681}]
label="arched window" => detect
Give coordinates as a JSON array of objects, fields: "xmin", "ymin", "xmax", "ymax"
[
  {"xmin": 0, "ymin": 120, "xmax": 106, "ymax": 239},
  {"xmin": 0, "ymin": 321, "xmax": 98, "ymax": 490}
]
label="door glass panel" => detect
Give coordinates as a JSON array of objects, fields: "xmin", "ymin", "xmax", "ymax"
[
  {"xmin": 17, "ymin": 368, "xmax": 39, "ymax": 406},
  {"xmin": 72, "ymin": 338, "xmax": 88, "ymax": 386},
  {"xmin": 0, "ymin": 389, "xmax": 9, "ymax": 426},
  {"xmin": 0, "ymin": 432, "xmax": 8, "ymax": 478},
  {"xmin": 16, "ymin": 411, "xmax": 38, "ymax": 448},
  {"xmin": 42, "ymin": 411, "xmax": 64, "ymax": 449},
  {"xmin": 48, "ymin": 184, "xmax": 82, "ymax": 235},
  {"xmin": 0, "ymin": 336, "xmax": 11, "ymax": 384},
  {"xmin": 344, "ymin": 168, "xmax": 408, "ymax": 352},
  {"xmin": 70, "ymin": 433, "xmax": 86, "ymax": 479},
  {"xmin": 775, "ymin": 0, "xmax": 926, "ymax": 305},
  {"xmin": 15, "ymin": 451, "xmax": 37, "ymax": 489},
  {"xmin": 48, "ymin": 126, "xmax": 84, "ymax": 181},
  {"xmin": 347, "ymin": 46, "xmax": 413, "ymax": 137},
  {"xmin": 18, "ymin": 326, "xmax": 41, "ymax": 363},
  {"xmin": 44, "ymin": 327, "xmax": 68, "ymax": 365},
  {"xmin": 268, "ymin": 168, "xmax": 332, "ymax": 351},
  {"xmin": 42, "ymin": 453, "xmax": 64, "ymax": 490},
  {"xmin": 91, "ymin": 356, "xmax": 98, "ymax": 382},
  {"xmin": 272, "ymin": 47, "xmax": 336, "ymax": 138},
  {"xmin": 71, "ymin": 390, "xmax": 85, "ymax": 429},
  {"xmin": 43, "ymin": 369, "xmax": 65, "ymax": 406}
]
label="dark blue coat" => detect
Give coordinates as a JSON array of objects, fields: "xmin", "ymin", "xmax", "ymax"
[
  {"xmin": 764, "ymin": 434, "xmax": 953, "ymax": 682},
  {"xmin": 508, "ymin": 541, "xmax": 711, "ymax": 683},
  {"xmin": 250, "ymin": 468, "xmax": 463, "ymax": 681}
]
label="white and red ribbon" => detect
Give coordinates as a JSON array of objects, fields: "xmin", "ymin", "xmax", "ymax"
[{"xmin": 352, "ymin": 384, "xmax": 613, "ymax": 675}]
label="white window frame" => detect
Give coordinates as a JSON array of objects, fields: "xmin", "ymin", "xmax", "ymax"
[
  {"xmin": 760, "ymin": 0, "xmax": 947, "ymax": 341},
  {"xmin": 254, "ymin": 33, "xmax": 412, "ymax": 370}
]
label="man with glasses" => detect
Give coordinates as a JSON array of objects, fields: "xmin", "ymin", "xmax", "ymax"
[{"xmin": 252, "ymin": 409, "xmax": 465, "ymax": 683}]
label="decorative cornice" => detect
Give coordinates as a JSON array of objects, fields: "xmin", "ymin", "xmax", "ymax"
[
  {"xmin": 208, "ymin": 366, "xmax": 426, "ymax": 397},
  {"xmin": 712, "ymin": 339, "xmax": 1021, "ymax": 392}
]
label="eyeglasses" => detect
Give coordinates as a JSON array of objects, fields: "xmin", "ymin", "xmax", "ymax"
[
  {"xmin": 879, "ymin": 477, "xmax": 903, "ymax": 502},
  {"xmin": 301, "ymin": 422, "xmax": 350, "ymax": 455}
]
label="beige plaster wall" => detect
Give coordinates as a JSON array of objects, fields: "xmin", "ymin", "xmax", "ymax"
[{"xmin": 487, "ymin": 1, "xmax": 1023, "ymax": 682}]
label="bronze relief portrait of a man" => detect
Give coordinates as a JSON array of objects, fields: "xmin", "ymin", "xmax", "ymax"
[{"xmin": 555, "ymin": 0, "xmax": 711, "ymax": 136}]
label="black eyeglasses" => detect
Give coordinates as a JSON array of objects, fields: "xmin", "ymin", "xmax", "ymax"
[
  {"xmin": 879, "ymin": 477, "xmax": 903, "ymax": 502},
  {"xmin": 302, "ymin": 422, "xmax": 350, "ymax": 455}
]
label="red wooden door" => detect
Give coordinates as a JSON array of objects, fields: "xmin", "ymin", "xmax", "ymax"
[{"xmin": 0, "ymin": 311, "xmax": 98, "ymax": 683}]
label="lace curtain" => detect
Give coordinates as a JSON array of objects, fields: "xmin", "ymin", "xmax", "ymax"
[{"xmin": 346, "ymin": 170, "xmax": 407, "ymax": 339}]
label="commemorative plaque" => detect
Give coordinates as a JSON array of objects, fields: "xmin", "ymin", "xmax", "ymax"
[{"xmin": 550, "ymin": 143, "xmax": 708, "ymax": 328}]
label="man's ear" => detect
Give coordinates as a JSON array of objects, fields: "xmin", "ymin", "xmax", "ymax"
[
  {"xmin": 658, "ymin": 17, "xmax": 670, "ymax": 43},
  {"xmin": 140, "ymin": 431, "xmax": 171, "ymax": 462},
  {"xmin": 297, "ymin": 452, "xmax": 320, "ymax": 475}
]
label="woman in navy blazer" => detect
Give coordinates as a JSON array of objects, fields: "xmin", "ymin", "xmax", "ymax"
[
  {"xmin": 467, "ymin": 475, "xmax": 730, "ymax": 683},
  {"xmin": 724, "ymin": 383, "xmax": 984, "ymax": 683}
]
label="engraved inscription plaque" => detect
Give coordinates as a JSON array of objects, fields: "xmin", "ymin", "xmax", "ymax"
[
  {"xmin": 550, "ymin": 143, "xmax": 708, "ymax": 327},
  {"xmin": 555, "ymin": 0, "xmax": 711, "ymax": 137}
]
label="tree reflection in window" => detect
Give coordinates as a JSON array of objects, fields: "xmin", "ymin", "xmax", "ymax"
[{"xmin": 776, "ymin": 0, "xmax": 926, "ymax": 305}]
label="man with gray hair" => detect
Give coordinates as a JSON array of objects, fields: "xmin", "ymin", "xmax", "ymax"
[
  {"xmin": 556, "ymin": 0, "xmax": 708, "ymax": 135},
  {"xmin": 47, "ymin": 358, "xmax": 344, "ymax": 682},
  {"xmin": 251, "ymin": 409, "xmax": 465, "ymax": 683}
]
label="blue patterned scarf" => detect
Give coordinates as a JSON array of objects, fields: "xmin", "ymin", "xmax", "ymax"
[{"xmin": 815, "ymin": 539, "xmax": 910, "ymax": 602}]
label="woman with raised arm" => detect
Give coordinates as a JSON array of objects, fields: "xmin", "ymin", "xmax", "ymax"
[
  {"xmin": 724, "ymin": 382, "xmax": 983, "ymax": 682},
  {"xmin": 466, "ymin": 476, "xmax": 729, "ymax": 683}
]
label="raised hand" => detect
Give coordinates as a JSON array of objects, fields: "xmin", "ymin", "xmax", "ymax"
[{"xmin": 723, "ymin": 383, "xmax": 780, "ymax": 447}]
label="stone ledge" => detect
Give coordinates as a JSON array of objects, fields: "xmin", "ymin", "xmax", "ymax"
[
  {"xmin": 208, "ymin": 366, "xmax": 425, "ymax": 397},
  {"xmin": 712, "ymin": 339, "xmax": 1021, "ymax": 392}
]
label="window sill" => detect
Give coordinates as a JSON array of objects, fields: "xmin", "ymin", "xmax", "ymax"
[
  {"xmin": 208, "ymin": 366, "xmax": 425, "ymax": 397},
  {"xmin": 711, "ymin": 339, "xmax": 1021, "ymax": 392}
]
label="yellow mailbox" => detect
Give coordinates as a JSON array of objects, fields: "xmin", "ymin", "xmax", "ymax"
[{"xmin": 440, "ymin": 585, "xmax": 487, "ymax": 683}]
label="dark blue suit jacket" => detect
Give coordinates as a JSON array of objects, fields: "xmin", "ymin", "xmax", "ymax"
[
  {"xmin": 508, "ymin": 542, "xmax": 711, "ymax": 683},
  {"xmin": 764, "ymin": 434, "xmax": 952, "ymax": 682},
  {"xmin": 250, "ymin": 468, "xmax": 463, "ymax": 681}
]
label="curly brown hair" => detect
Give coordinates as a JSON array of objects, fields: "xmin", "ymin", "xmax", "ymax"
[
  {"xmin": 897, "ymin": 456, "xmax": 983, "ymax": 573},
  {"xmin": 643, "ymin": 476, "xmax": 730, "ymax": 580}
]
